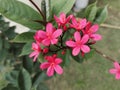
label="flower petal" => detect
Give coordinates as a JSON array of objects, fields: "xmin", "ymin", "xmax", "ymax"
[
  {"xmin": 46, "ymin": 23, "xmax": 53, "ymax": 33},
  {"xmin": 65, "ymin": 14, "xmax": 73, "ymax": 24},
  {"xmin": 54, "ymin": 15, "xmax": 60, "ymax": 23},
  {"xmin": 37, "ymin": 30, "xmax": 47, "ymax": 39},
  {"xmin": 114, "ymin": 62, "xmax": 120, "ymax": 69},
  {"xmin": 47, "ymin": 66, "xmax": 54, "ymax": 77},
  {"xmin": 81, "ymin": 45, "xmax": 90, "ymax": 53},
  {"xmin": 80, "ymin": 18, "xmax": 87, "ymax": 29},
  {"xmin": 81, "ymin": 35, "xmax": 89, "ymax": 44},
  {"xmin": 72, "ymin": 47, "xmax": 80, "ymax": 56},
  {"xmin": 116, "ymin": 73, "xmax": 120, "ymax": 80},
  {"xmin": 109, "ymin": 69, "xmax": 117, "ymax": 74},
  {"xmin": 90, "ymin": 34, "xmax": 102, "ymax": 41},
  {"xmin": 42, "ymin": 39, "xmax": 51, "ymax": 46},
  {"xmin": 40, "ymin": 62, "xmax": 50, "ymax": 70},
  {"xmin": 71, "ymin": 16, "xmax": 77, "ymax": 25},
  {"xmin": 66, "ymin": 41, "xmax": 76, "ymax": 47},
  {"xmin": 54, "ymin": 65, "xmax": 63, "ymax": 75},
  {"xmin": 51, "ymin": 39, "xmax": 58, "ymax": 44},
  {"xmin": 55, "ymin": 58, "xmax": 63, "ymax": 64},
  {"xmin": 89, "ymin": 24, "xmax": 99, "ymax": 33},
  {"xmin": 59, "ymin": 12, "xmax": 66, "ymax": 23},
  {"xmin": 52, "ymin": 29, "xmax": 62, "ymax": 38},
  {"xmin": 74, "ymin": 31, "xmax": 81, "ymax": 41}
]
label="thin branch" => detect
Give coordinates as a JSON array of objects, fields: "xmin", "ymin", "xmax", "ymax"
[
  {"xmin": 100, "ymin": 23, "xmax": 120, "ymax": 30},
  {"xmin": 29, "ymin": 0, "xmax": 45, "ymax": 21},
  {"xmin": 94, "ymin": 48, "xmax": 115, "ymax": 62}
]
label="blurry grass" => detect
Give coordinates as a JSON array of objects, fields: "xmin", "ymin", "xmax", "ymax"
[{"xmin": 46, "ymin": 0, "xmax": 120, "ymax": 90}]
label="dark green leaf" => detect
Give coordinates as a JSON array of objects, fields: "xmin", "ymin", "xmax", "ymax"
[
  {"xmin": 0, "ymin": 37, "xmax": 3, "ymax": 50},
  {"xmin": 85, "ymin": 2, "xmax": 97, "ymax": 22},
  {"xmin": 23, "ymin": 56, "xmax": 33, "ymax": 73},
  {"xmin": 18, "ymin": 68, "xmax": 32, "ymax": 90},
  {"xmin": 84, "ymin": 49, "xmax": 95, "ymax": 60},
  {"xmin": 94, "ymin": 5, "xmax": 108, "ymax": 24},
  {"xmin": 5, "ymin": 71, "xmax": 19, "ymax": 87},
  {"xmin": 33, "ymin": 72, "xmax": 50, "ymax": 88},
  {"xmin": 0, "ymin": 49, "xmax": 8, "ymax": 61},
  {"xmin": 19, "ymin": 42, "xmax": 32, "ymax": 56},
  {"xmin": 2, "ymin": 84, "xmax": 19, "ymax": 90},
  {"xmin": 12, "ymin": 32, "xmax": 34, "ymax": 43},
  {"xmin": 51, "ymin": 0, "xmax": 75, "ymax": 16},
  {"xmin": 0, "ymin": 0, "xmax": 42, "ymax": 29}
]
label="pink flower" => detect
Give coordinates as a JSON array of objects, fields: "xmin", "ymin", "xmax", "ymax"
[
  {"xmin": 70, "ymin": 17, "xmax": 87, "ymax": 31},
  {"xmin": 109, "ymin": 61, "xmax": 120, "ymax": 80},
  {"xmin": 34, "ymin": 30, "xmax": 43, "ymax": 44},
  {"xmin": 38, "ymin": 23, "xmax": 62, "ymax": 46},
  {"xmin": 40, "ymin": 55, "xmax": 63, "ymax": 77},
  {"xmin": 66, "ymin": 31, "xmax": 90, "ymax": 56},
  {"xmin": 54, "ymin": 12, "xmax": 73, "ymax": 27},
  {"xmin": 82, "ymin": 22, "xmax": 102, "ymax": 41},
  {"xmin": 29, "ymin": 42, "xmax": 41, "ymax": 62}
]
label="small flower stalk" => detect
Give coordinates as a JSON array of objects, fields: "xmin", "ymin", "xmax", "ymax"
[{"xmin": 29, "ymin": 12, "xmax": 102, "ymax": 77}]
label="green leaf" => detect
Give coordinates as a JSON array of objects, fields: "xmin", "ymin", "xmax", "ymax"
[
  {"xmin": 0, "ymin": 49, "xmax": 8, "ymax": 61},
  {"xmin": 70, "ymin": 51, "xmax": 84, "ymax": 63},
  {"xmin": 12, "ymin": 32, "xmax": 34, "ymax": 43},
  {"xmin": 33, "ymin": 72, "xmax": 50, "ymax": 88},
  {"xmin": 0, "ymin": 0, "xmax": 42, "ymax": 29},
  {"xmin": 57, "ymin": 49, "xmax": 70, "ymax": 66},
  {"xmin": 84, "ymin": 2, "xmax": 97, "ymax": 22},
  {"xmin": 84, "ymin": 49, "xmax": 95, "ymax": 60},
  {"xmin": 94, "ymin": 5, "xmax": 108, "ymax": 24},
  {"xmin": 0, "ymin": 37, "xmax": 3, "ymax": 50},
  {"xmin": 18, "ymin": 68, "xmax": 32, "ymax": 90},
  {"xmin": 2, "ymin": 84, "xmax": 19, "ymax": 90},
  {"xmin": 23, "ymin": 56, "xmax": 33, "ymax": 74},
  {"xmin": 51, "ymin": 0, "xmax": 75, "ymax": 16},
  {"xmin": 5, "ymin": 71, "xmax": 19, "ymax": 87},
  {"xmin": 19, "ymin": 42, "xmax": 32, "ymax": 56}
]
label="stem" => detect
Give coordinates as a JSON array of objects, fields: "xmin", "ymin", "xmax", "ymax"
[
  {"xmin": 29, "ymin": 0, "xmax": 45, "ymax": 21},
  {"xmin": 100, "ymin": 23, "xmax": 120, "ymax": 30},
  {"xmin": 94, "ymin": 48, "xmax": 115, "ymax": 62}
]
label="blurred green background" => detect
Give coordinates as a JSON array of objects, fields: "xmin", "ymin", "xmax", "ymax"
[{"xmin": 46, "ymin": 0, "xmax": 120, "ymax": 90}]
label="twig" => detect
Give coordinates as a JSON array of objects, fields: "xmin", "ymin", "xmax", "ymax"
[
  {"xmin": 29, "ymin": 0, "xmax": 45, "ymax": 21},
  {"xmin": 94, "ymin": 48, "xmax": 115, "ymax": 62},
  {"xmin": 100, "ymin": 23, "xmax": 120, "ymax": 30}
]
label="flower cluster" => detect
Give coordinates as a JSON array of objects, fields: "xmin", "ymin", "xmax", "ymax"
[{"xmin": 29, "ymin": 12, "xmax": 102, "ymax": 77}]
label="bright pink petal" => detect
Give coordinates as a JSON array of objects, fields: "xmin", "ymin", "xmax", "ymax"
[
  {"xmin": 59, "ymin": 13, "xmax": 66, "ymax": 23},
  {"xmin": 54, "ymin": 15, "xmax": 60, "ymax": 23},
  {"xmin": 89, "ymin": 24, "xmax": 99, "ymax": 33},
  {"xmin": 42, "ymin": 39, "xmax": 51, "ymax": 46},
  {"xmin": 72, "ymin": 16, "xmax": 77, "ymax": 25},
  {"xmin": 54, "ymin": 65, "xmax": 63, "ymax": 75},
  {"xmin": 74, "ymin": 31, "xmax": 81, "ymax": 41},
  {"xmin": 55, "ymin": 58, "xmax": 62, "ymax": 64},
  {"xmin": 33, "ymin": 54, "xmax": 39, "ymax": 62},
  {"xmin": 81, "ymin": 35, "xmax": 89, "ymax": 44},
  {"xmin": 65, "ymin": 15, "xmax": 73, "ymax": 24},
  {"xmin": 72, "ymin": 47, "xmax": 80, "ymax": 56},
  {"xmin": 37, "ymin": 31, "xmax": 47, "ymax": 39},
  {"xmin": 81, "ymin": 45, "xmax": 90, "ymax": 53},
  {"xmin": 46, "ymin": 23, "xmax": 53, "ymax": 33},
  {"xmin": 66, "ymin": 41, "xmax": 76, "ymax": 47},
  {"xmin": 52, "ymin": 29, "xmax": 62, "ymax": 38},
  {"xmin": 47, "ymin": 66, "xmax": 54, "ymax": 77},
  {"xmin": 116, "ymin": 73, "xmax": 120, "ymax": 80},
  {"xmin": 114, "ymin": 62, "xmax": 120, "ymax": 69},
  {"xmin": 29, "ymin": 51, "xmax": 38, "ymax": 58},
  {"xmin": 109, "ymin": 69, "xmax": 117, "ymax": 74},
  {"xmin": 80, "ymin": 18, "xmax": 87, "ymax": 29},
  {"xmin": 90, "ymin": 34, "xmax": 102, "ymax": 41},
  {"xmin": 51, "ymin": 39, "xmax": 58, "ymax": 44},
  {"xmin": 40, "ymin": 62, "xmax": 50, "ymax": 70}
]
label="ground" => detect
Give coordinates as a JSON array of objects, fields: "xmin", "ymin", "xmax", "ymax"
[{"xmin": 46, "ymin": 0, "xmax": 120, "ymax": 90}]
